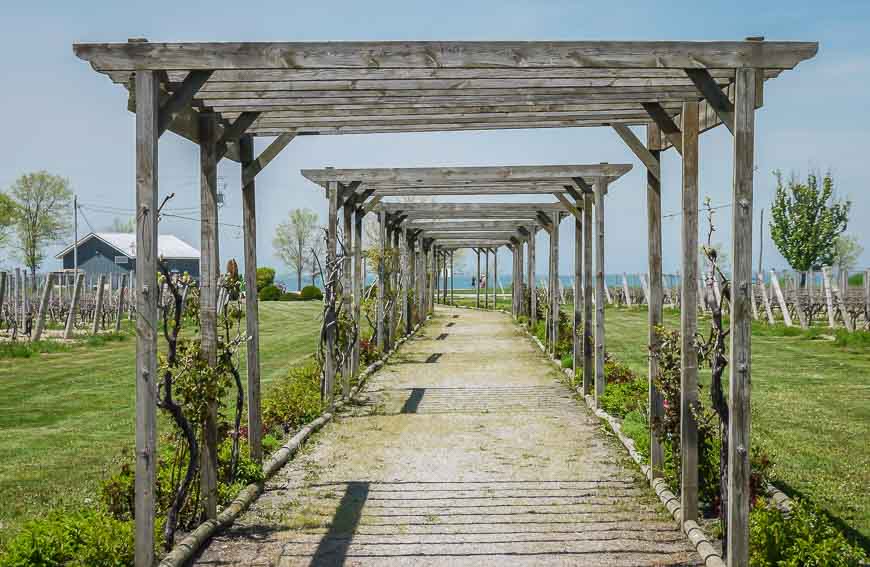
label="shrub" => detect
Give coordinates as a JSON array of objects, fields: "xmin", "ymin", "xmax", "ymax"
[
  {"xmin": 259, "ymin": 284, "xmax": 282, "ymax": 301},
  {"xmin": 0, "ymin": 509, "xmax": 135, "ymax": 567},
  {"xmin": 560, "ymin": 353, "xmax": 573, "ymax": 369},
  {"xmin": 359, "ymin": 338, "xmax": 381, "ymax": 367},
  {"xmin": 750, "ymin": 497, "xmax": 867, "ymax": 567},
  {"xmin": 256, "ymin": 267, "xmax": 275, "ymax": 292},
  {"xmin": 261, "ymin": 361, "xmax": 323, "ymax": 433},
  {"xmin": 600, "ymin": 377, "xmax": 646, "ymax": 418},
  {"xmin": 280, "ymin": 292, "xmax": 302, "ymax": 301},
  {"xmin": 620, "ymin": 410, "xmax": 651, "ymax": 459},
  {"xmin": 300, "ymin": 285, "xmax": 323, "ymax": 301}
]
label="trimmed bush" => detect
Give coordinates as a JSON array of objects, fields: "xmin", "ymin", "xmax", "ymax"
[
  {"xmin": 261, "ymin": 361, "xmax": 323, "ymax": 433},
  {"xmin": 255, "ymin": 267, "xmax": 275, "ymax": 292},
  {"xmin": 300, "ymin": 285, "xmax": 323, "ymax": 301},
  {"xmin": 280, "ymin": 292, "xmax": 303, "ymax": 301},
  {"xmin": 259, "ymin": 284, "xmax": 282, "ymax": 301}
]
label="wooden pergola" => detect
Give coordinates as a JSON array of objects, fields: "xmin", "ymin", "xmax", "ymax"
[{"xmin": 74, "ymin": 38, "xmax": 816, "ymax": 567}]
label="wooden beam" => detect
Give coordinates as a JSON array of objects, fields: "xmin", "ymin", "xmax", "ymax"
[
  {"xmin": 648, "ymin": 121, "xmax": 666, "ymax": 484},
  {"xmin": 303, "ymin": 164, "xmax": 632, "ymax": 186},
  {"xmin": 582, "ymin": 194, "xmax": 594, "ymax": 396},
  {"xmin": 728, "ymin": 67, "xmax": 758, "ymax": 567},
  {"xmin": 594, "ymin": 178, "xmax": 607, "ymax": 406},
  {"xmin": 216, "ymin": 111, "xmax": 260, "ymax": 160},
  {"xmin": 642, "ymin": 102, "xmax": 683, "ymax": 155},
  {"xmin": 157, "ymin": 70, "xmax": 213, "ymax": 136},
  {"xmin": 325, "ymin": 181, "xmax": 339, "ymax": 404},
  {"xmin": 363, "ymin": 195, "xmax": 383, "ymax": 214},
  {"xmin": 32, "ymin": 273, "xmax": 54, "ymax": 341},
  {"xmin": 377, "ymin": 210, "xmax": 386, "ymax": 351},
  {"xmin": 134, "ymin": 69, "xmax": 159, "ymax": 567},
  {"xmin": 353, "ymin": 209, "xmax": 363, "ymax": 367},
  {"xmin": 241, "ymin": 133, "xmax": 295, "ymax": 186},
  {"xmin": 684, "ymin": 68, "xmax": 735, "ymax": 134},
  {"xmin": 92, "ymin": 274, "xmax": 107, "ymax": 334},
  {"xmin": 198, "ymin": 111, "xmax": 220, "ymax": 521},
  {"xmin": 572, "ymin": 176, "xmax": 593, "ymax": 194},
  {"xmin": 679, "ymin": 100, "xmax": 700, "ymax": 521},
  {"xmin": 240, "ymin": 134, "xmax": 262, "ymax": 463},
  {"xmin": 115, "ymin": 273, "xmax": 127, "ymax": 332},
  {"xmin": 555, "ymin": 193, "xmax": 583, "ymax": 221},
  {"xmin": 611, "ymin": 124, "xmax": 661, "ymax": 181},
  {"xmin": 75, "ymin": 40, "xmax": 819, "ymax": 71}
]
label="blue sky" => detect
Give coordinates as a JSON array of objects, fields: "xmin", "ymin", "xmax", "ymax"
[{"xmin": 1, "ymin": 0, "xmax": 868, "ymax": 279}]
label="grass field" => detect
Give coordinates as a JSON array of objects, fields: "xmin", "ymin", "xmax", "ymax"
[
  {"xmin": 0, "ymin": 301, "xmax": 321, "ymax": 539},
  {"xmin": 596, "ymin": 305, "xmax": 870, "ymax": 546}
]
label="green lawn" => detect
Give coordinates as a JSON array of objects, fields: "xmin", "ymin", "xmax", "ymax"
[
  {"xmin": 594, "ymin": 305, "xmax": 870, "ymax": 545},
  {"xmin": 0, "ymin": 301, "xmax": 321, "ymax": 538}
]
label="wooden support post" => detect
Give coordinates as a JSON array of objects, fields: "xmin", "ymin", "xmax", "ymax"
[
  {"xmin": 770, "ymin": 269, "xmax": 793, "ymax": 327},
  {"xmin": 493, "ymin": 248, "xmax": 499, "ymax": 309},
  {"xmin": 647, "ymin": 123, "xmax": 666, "ymax": 483},
  {"xmin": 354, "ymin": 209, "xmax": 364, "ymax": 360},
  {"xmin": 376, "ymin": 210, "xmax": 386, "ymax": 350},
  {"xmin": 758, "ymin": 273, "xmax": 775, "ymax": 324},
  {"xmin": 115, "ymin": 274, "xmax": 127, "ymax": 332},
  {"xmin": 391, "ymin": 228, "xmax": 400, "ymax": 341},
  {"xmin": 750, "ymin": 278, "xmax": 760, "ymax": 321},
  {"xmin": 0, "ymin": 272, "xmax": 6, "ymax": 316},
  {"xmin": 91, "ymin": 274, "xmax": 107, "ymax": 334},
  {"xmin": 64, "ymin": 272, "xmax": 84, "ymax": 339},
  {"xmin": 792, "ymin": 272, "xmax": 808, "ymax": 329},
  {"xmin": 239, "ymin": 135, "xmax": 262, "ymax": 463},
  {"xmin": 864, "ymin": 269, "xmax": 870, "ymax": 327},
  {"xmin": 529, "ymin": 234, "xmax": 537, "ymax": 329},
  {"xmin": 821, "ymin": 267, "xmax": 836, "ymax": 328},
  {"xmin": 622, "ymin": 273, "xmax": 632, "ymax": 306},
  {"xmin": 583, "ymin": 195, "xmax": 594, "ymax": 396},
  {"xmin": 342, "ymin": 204, "xmax": 353, "ymax": 396},
  {"xmin": 443, "ymin": 250, "xmax": 449, "ymax": 305},
  {"xmin": 402, "ymin": 227, "xmax": 411, "ymax": 333},
  {"xmin": 199, "ymin": 111, "xmax": 220, "ymax": 521},
  {"xmin": 475, "ymin": 248, "xmax": 481, "ymax": 308},
  {"xmin": 516, "ymin": 241, "xmax": 524, "ymax": 317},
  {"xmin": 550, "ymin": 214, "xmax": 560, "ymax": 354},
  {"xmin": 429, "ymin": 244, "xmax": 437, "ymax": 314},
  {"xmin": 594, "ymin": 179, "xmax": 607, "ymax": 405},
  {"xmin": 325, "ymin": 181, "xmax": 339, "ymax": 400},
  {"xmin": 830, "ymin": 268, "xmax": 854, "ymax": 331},
  {"xmin": 573, "ymin": 211, "xmax": 582, "ymax": 376},
  {"xmin": 679, "ymin": 101, "xmax": 699, "ymax": 519},
  {"xmin": 33, "ymin": 273, "xmax": 54, "ymax": 341},
  {"xmin": 134, "ymin": 69, "xmax": 159, "ymax": 567},
  {"xmin": 727, "ymin": 66, "xmax": 757, "ymax": 567},
  {"xmin": 484, "ymin": 249, "xmax": 490, "ymax": 309}
]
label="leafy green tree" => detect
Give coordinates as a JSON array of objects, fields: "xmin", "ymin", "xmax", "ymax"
[
  {"xmin": 273, "ymin": 208, "xmax": 320, "ymax": 291},
  {"xmin": 769, "ymin": 170, "xmax": 850, "ymax": 272},
  {"xmin": 8, "ymin": 171, "xmax": 73, "ymax": 280},
  {"xmin": 0, "ymin": 192, "xmax": 16, "ymax": 249},
  {"xmin": 106, "ymin": 216, "xmax": 135, "ymax": 232},
  {"xmin": 255, "ymin": 266, "xmax": 275, "ymax": 292},
  {"xmin": 832, "ymin": 234, "xmax": 863, "ymax": 274}
]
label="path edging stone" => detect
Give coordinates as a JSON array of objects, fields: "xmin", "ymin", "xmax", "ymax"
[
  {"xmin": 516, "ymin": 316, "xmax": 726, "ymax": 567},
  {"xmin": 157, "ymin": 318, "xmax": 430, "ymax": 567}
]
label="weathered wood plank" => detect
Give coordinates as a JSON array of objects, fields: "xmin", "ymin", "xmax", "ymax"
[
  {"xmin": 727, "ymin": 67, "xmax": 757, "ymax": 567},
  {"xmin": 594, "ymin": 179, "xmax": 607, "ymax": 406},
  {"xmin": 240, "ymin": 135, "xmax": 263, "ymax": 463},
  {"xmin": 377, "ymin": 210, "xmax": 386, "ymax": 350},
  {"xmin": 75, "ymin": 40, "xmax": 819, "ymax": 71},
  {"xmin": 241, "ymin": 133, "xmax": 295, "ymax": 186},
  {"xmin": 647, "ymin": 123, "xmax": 665, "ymax": 483},
  {"xmin": 157, "ymin": 71, "xmax": 213, "ymax": 136},
  {"xmin": 583, "ymin": 195, "xmax": 594, "ymax": 396},
  {"xmin": 641, "ymin": 102, "xmax": 683, "ymax": 155},
  {"xmin": 115, "ymin": 274, "xmax": 127, "ymax": 332},
  {"xmin": 32, "ymin": 273, "xmax": 54, "ymax": 341},
  {"xmin": 684, "ymin": 68, "xmax": 735, "ymax": 133},
  {"xmin": 528, "ymin": 233, "xmax": 536, "ymax": 329},
  {"xmin": 91, "ymin": 274, "xmax": 107, "ymax": 334},
  {"xmin": 63, "ymin": 272, "xmax": 84, "ymax": 339},
  {"xmin": 573, "ymin": 211, "xmax": 582, "ymax": 374},
  {"xmin": 679, "ymin": 101, "xmax": 699, "ymax": 521},
  {"xmin": 134, "ymin": 70, "xmax": 159, "ymax": 567},
  {"xmin": 769, "ymin": 269, "xmax": 793, "ymax": 327},
  {"xmin": 199, "ymin": 112, "xmax": 220, "ymax": 521},
  {"xmin": 612, "ymin": 124, "xmax": 661, "ymax": 181}
]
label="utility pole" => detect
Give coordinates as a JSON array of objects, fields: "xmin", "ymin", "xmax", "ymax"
[{"xmin": 73, "ymin": 194, "xmax": 79, "ymax": 274}]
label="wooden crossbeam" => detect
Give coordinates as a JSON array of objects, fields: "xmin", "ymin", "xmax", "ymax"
[
  {"xmin": 372, "ymin": 185, "xmax": 566, "ymax": 196},
  {"xmin": 362, "ymin": 195, "xmax": 383, "ymax": 214},
  {"xmin": 241, "ymin": 133, "xmax": 295, "ymax": 186},
  {"xmin": 75, "ymin": 41, "xmax": 819, "ymax": 71},
  {"xmin": 572, "ymin": 176, "xmax": 593, "ymax": 194},
  {"xmin": 337, "ymin": 181, "xmax": 362, "ymax": 209},
  {"xmin": 684, "ymin": 68, "xmax": 735, "ymax": 134},
  {"xmin": 157, "ymin": 71, "xmax": 213, "ymax": 136},
  {"xmin": 562, "ymin": 184, "xmax": 583, "ymax": 201},
  {"xmin": 555, "ymin": 193, "xmax": 583, "ymax": 221},
  {"xmin": 217, "ymin": 111, "xmax": 260, "ymax": 161},
  {"xmin": 611, "ymin": 124, "xmax": 661, "ymax": 181},
  {"xmin": 642, "ymin": 103, "xmax": 683, "ymax": 155}
]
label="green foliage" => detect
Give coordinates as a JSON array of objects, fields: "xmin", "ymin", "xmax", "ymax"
[
  {"xmin": 769, "ymin": 170, "xmax": 850, "ymax": 271},
  {"xmin": 600, "ymin": 377, "xmax": 646, "ymax": 419},
  {"xmin": 847, "ymin": 272, "xmax": 864, "ymax": 286},
  {"xmin": 7, "ymin": 171, "xmax": 73, "ymax": 276},
  {"xmin": 256, "ymin": 267, "xmax": 276, "ymax": 292},
  {"xmin": 300, "ymin": 285, "xmax": 323, "ymax": 301},
  {"xmin": 750, "ymin": 498, "xmax": 867, "ymax": 567},
  {"xmin": 259, "ymin": 284, "xmax": 282, "ymax": 301},
  {"xmin": 261, "ymin": 361, "xmax": 324, "ymax": 433},
  {"xmin": 0, "ymin": 509, "xmax": 135, "ymax": 567},
  {"xmin": 0, "ymin": 191, "xmax": 15, "ymax": 247},
  {"xmin": 560, "ymin": 353, "xmax": 573, "ymax": 369},
  {"xmin": 280, "ymin": 292, "xmax": 303, "ymax": 301},
  {"xmin": 833, "ymin": 234, "xmax": 863, "ymax": 273},
  {"xmin": 0, "ymin": 332, "xmax": 129, "ymax": 359},
  {"xmin": 620, "ymin": 410, "xmax": 651, "ymax": 459},
  {"xmin": 273, "ymin": 208, "xmax": 321, "ymax": 291}
]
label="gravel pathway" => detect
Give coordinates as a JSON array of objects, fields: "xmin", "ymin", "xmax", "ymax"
[{"xmin": 194, "ymin": 307, "xmax": 701, "ymax": 566}]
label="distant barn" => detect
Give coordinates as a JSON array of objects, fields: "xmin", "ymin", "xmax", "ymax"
[{"xmin": 55, "ymin": 232, "xmax": 200, "ymax": 278}]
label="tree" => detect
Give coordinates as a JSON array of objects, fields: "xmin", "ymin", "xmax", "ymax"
[
  {"xmin": 8, "ymin": 171, "xmax": 73, "ymax": 280},
  {"xmin": 255, "ymin": 266, "xmax": 275, "ymax": 292},
  {"xmin": 273, "ymin": 208, "xmax": 320, "ymax": 291},
  {"xmin": 832, "ymin": 234, "xmax": 863, "ymax": 274},
  {"xmin": 0, "ymin": 192, "xmax": 16, "ymax": 250},
  {"xmin": 769, "ymin": 170, "xmax": 850, "ymax": 273}
]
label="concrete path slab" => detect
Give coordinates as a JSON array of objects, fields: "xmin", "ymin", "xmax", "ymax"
[{"xmin": 194, "ymin": 307, "xmax": 701, "ymax": 566}]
